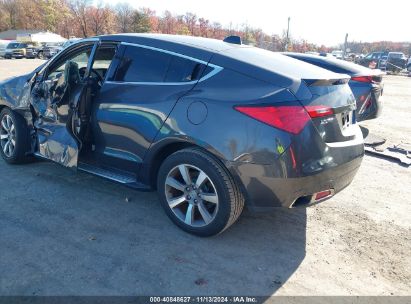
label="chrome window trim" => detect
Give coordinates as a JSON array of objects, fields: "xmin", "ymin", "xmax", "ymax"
[
  {"xmin": 105, "ymin": 80, "xmax": 197, "ymax": 86},
  {"xmin": 105, "ymin": 42, "xmax": 223, "ymax": 86},
  {"xmin": 121, "ymin": 42, "xmax": 207, "ymax": 64}
]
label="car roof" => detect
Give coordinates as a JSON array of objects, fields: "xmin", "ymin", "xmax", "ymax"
[
  {"xmin": 7, "ymin": 41, "xmax": 20, "ymax": 46},
  {"xmin": 93, "ymin": 33, "xmax": 347, "ymax": 90},
  {"xmin": 99, "ymin": 33, "xmax": 245, "ymax": 53}
]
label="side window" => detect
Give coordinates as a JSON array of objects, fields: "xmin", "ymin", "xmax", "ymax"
[
  {"xmin": 91, "ymin": 45, "xmax": 117, "ymax": 80},
  {"xmin": 115, "ymin": 46, "xmax": 170, "ymax": 82},
  {"xmin": 47, "ymin": 46, "xmax": 93, "ymax": 81},
  {"xmin": 166, "ymin": 56, "xmax": 203, "ymax": 82},
  {"xmin": 114, "ymin": 45, "xmax": 206, "ymax": 83},
  {"xmin": 365, "ymin": 53, "xmax": 373, "ymax": 59},
  {"xmin": 371, "ymin": 53, "xmax": 380, "ymax": 59}
]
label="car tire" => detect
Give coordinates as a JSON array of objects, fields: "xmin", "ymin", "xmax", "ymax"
[
  {"xmin": 0, "ymin": 108, "xmax": 31, "ymax": 164},
  {"xmin": 157, "ymin": 148, "xmax": 244, "ymax": 237}
]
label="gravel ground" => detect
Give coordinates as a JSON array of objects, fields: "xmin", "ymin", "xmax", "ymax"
[{"xmin": 0, "ymin": 59, "xmax": 410, "ymax": 296}]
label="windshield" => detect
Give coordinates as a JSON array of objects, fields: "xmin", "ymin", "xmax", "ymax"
[
  {"xmin": 7, "ymin": 42, "xmax": 20, "ymax": 49},
  {"xmin": 389, "ymin": 53, "xmax": 404, "ymax": 59}
]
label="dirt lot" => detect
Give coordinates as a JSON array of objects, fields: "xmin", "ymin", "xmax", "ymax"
[{"xmin": 0, "ymin": 59, "xmax": 410, "ymax": 296}]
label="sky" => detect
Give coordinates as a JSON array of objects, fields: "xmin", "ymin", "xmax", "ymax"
[{"xmin": 105, "ymin": 0, "xmax": 411, "ymax": 46}]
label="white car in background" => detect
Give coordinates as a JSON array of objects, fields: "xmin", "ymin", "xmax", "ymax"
[
  {"xmin": 0, "ymin": 40, "xmax": 9, "ymax": 58},
  {"xmin": 3, "ymin": 41, "xmax": 22, "ymax": 59},
  {"xmin": 331, "ymin": 50, "xmax": 344, "ymax": 59},
  {"xmin": 43, "ymin": 38, "xmax": 81, "ymax": 59}
]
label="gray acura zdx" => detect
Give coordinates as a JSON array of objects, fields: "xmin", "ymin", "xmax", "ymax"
[{"xmin": 0, "ymin": 34, "xmax": 364, "ymax": 236}]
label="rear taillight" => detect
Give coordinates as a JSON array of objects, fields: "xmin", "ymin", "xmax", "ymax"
[
  {"xmin": 234, "ymin": 104, "xmax": 334, "ymax": 135},
  {"xmin": 352, "ymin": 76, "xmax": 373, "ymax": 83},
  {"xmin": 352, "ymin": 75, "xmax": 381, "ymax": 84},
  {"xmin": 304, "ymin": 105, "xmax": 334, "ymax": 118},
  {"xmin": 234, "ymin": 106, "xmax": 310, "ymax": 135}
]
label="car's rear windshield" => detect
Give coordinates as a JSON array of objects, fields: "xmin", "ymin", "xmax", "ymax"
[{"xmin": 286, "ymin": 53, "xmax": 370, "ymax": 75}]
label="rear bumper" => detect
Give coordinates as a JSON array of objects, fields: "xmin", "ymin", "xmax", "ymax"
[
  {"xmin": 229, "ymin": 127, "xmax": 364, "ymax": 210},
  {"xmin": 365, "ymin": 93, "xmax": 383, "ymax": 120},
  {"xmin": 355, "ymin": 85, "xmax": 383, "ymax": 121}
]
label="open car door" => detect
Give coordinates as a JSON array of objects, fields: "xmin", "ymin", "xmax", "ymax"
[{"xmin": 30, "ymin": 40, "xmax": 98, "ymax": 168}]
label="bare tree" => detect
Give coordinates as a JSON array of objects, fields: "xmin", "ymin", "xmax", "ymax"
[
  {"xmin": 1, "ymin": 0, "xmax": 20, "ymax": 29},
  {"xmin": 89, "ymin": 1, "xmax": 108, "ymax": 35},
  {"xmin": 183, "ymin": 12, "xmax": 197, "ymax": 35},
  {"xmin": 160, "ymin": 10, "xmax": 176, "ymax": 34},
  {"xmin": 198, "ymin": 18, "xmax": 209, "ymax": 37},
  {"xmin": 210, "ymin": 22, "xmax": 223, "ymax": 39},
  {"xmin": 67, "ymin": 0, "xmax": 91, "ymax": 37},
  {"xmin": 141, "ymin": 7, "xmax": 158, "ymax": 32},
  {"xmin": 115, "ymin": 2, "xmax": 133, "ymax": 32}
]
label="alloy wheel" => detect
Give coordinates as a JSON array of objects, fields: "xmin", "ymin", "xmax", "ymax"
[
  {"xmin": 165, "ymin": 164, "xmax": 219, "ymax": 227},
  {"xmin": 0, "ymin": 114, "xmax": 16, "ymax": 158}
]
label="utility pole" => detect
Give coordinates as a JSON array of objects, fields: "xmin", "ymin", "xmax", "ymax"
[
  {"xmin": 343, "ymin": 33, "xmax": 348, "ymax": 59},
  {"xmin": 285, "ymin": 17, "xmax": 290, "ymax": 51}
]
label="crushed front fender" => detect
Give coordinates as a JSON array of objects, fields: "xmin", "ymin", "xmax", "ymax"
[{"xmin": 0, "ymin": 72, "xmax": 36, "ymax": 110}]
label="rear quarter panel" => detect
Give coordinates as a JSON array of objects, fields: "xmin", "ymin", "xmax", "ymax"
[{"xmin": 142, "ymin": 68, "xmax": 297, "ymax": 182}]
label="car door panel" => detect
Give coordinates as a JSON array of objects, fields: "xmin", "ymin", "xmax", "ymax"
[
  {"xmin": 91, "ymin": 82, "xmax": 195, "ymax": 173},
  {"xmin": 89, "ymin": 43, "xmax": 205, "ymax": 173}
]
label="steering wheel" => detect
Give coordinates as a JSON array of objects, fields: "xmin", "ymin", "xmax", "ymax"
[
  {"xmin": 78, "ymin": 67, "xmax": 103, "ymax": 84},
  {"xmin": 89, "ymin": 69, "xmax": 103, "ymax": 84}
]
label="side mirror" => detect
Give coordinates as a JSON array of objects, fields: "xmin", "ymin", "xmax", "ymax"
[{"xmin": 34, "ymin": 72, "xmax": 43, "ymax": 85}]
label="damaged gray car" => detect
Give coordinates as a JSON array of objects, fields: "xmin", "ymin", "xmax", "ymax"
[{"xmin": 0, "ymin": 35, "xmax": 364, "ymax": 236}]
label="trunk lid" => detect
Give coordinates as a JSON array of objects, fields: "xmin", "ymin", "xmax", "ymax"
[{"xmin": 299, "ymin": 80, "xmax": 358, "ymax": 143}]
